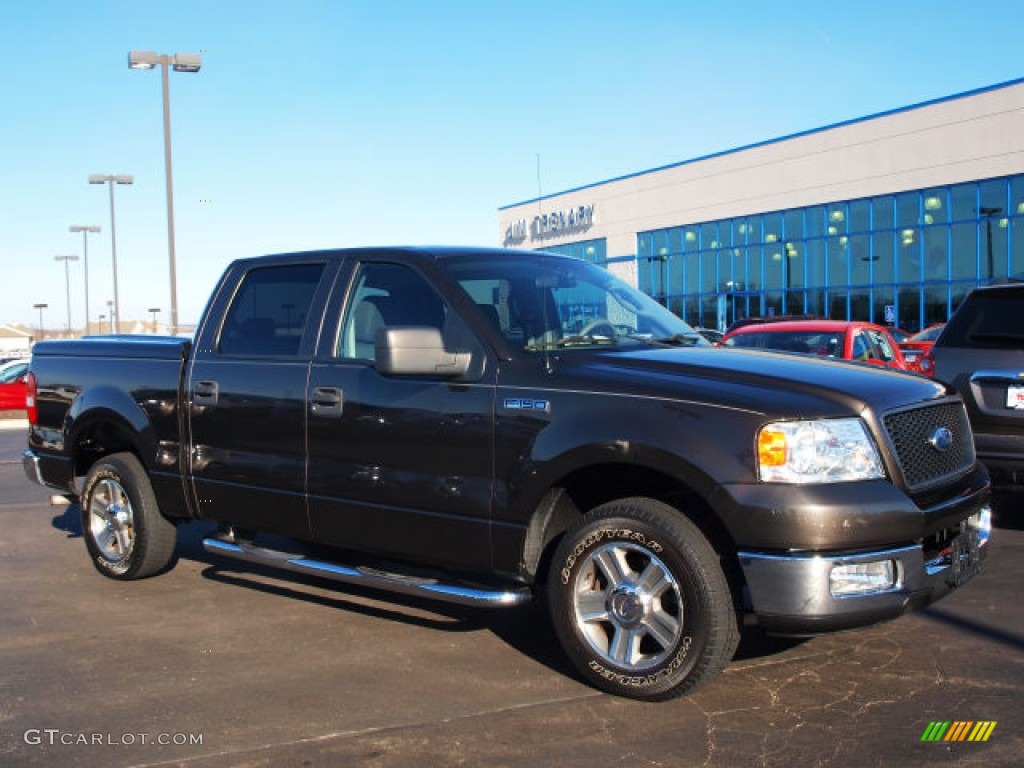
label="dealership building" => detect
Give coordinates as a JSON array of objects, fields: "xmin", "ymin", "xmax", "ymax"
[{"xmin": 497, "ymin": 77, "xmax": 1024, "ymax": 333}]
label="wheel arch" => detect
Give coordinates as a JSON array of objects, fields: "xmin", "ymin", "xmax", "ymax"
[
  {"xmin": 66, "ymin": 388, "xmax": 156, "ymax": 487},
  {"xmin": 521, "ymin": 460, "xmax": 744, "ymax": 600}
]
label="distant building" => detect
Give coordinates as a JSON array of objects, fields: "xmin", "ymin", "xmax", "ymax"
[
  {"xmin": 498, "ymin": 77, "xmax": 1024, "ymax": 332},
  {"xmin": 0, "ymin": 324, "xmax": 33, "ymax": 358}
]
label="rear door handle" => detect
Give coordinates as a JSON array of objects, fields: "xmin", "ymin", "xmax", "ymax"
[
  {"xmin": 310, "ymin": 386, "xmax": 343, "ymax": 418},
  {"xmin": 194, "ymin": 380, "xmax": 219, "ymax": 407}
]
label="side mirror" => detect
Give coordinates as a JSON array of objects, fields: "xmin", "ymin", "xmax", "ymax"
[{"xmin": 375, "ymin": 327, "xmax": 471, "ymax": 378}]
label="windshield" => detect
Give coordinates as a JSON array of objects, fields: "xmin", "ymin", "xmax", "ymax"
[
  {"xmin": 444, "ymin": 253, "xmax": 705, "ymax": 352},
  {"xmin": 909, "ymin": 324, "xmax": 944, "ymax": 342},
  {"xmin": 724, "ymin": 329, "xmax": 846, "ymax": 357}
]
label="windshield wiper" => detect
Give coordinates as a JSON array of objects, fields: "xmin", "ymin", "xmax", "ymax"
[
  {"xmin": 524, "ymin": 335, "xmax": 620, "ymax": 352},
  {"xmin": 649, "ymin": 333, "xmax": 705, "ymax": 346}
]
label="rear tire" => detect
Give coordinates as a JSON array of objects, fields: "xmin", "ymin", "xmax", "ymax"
[
  {"xmin": 547, "ymin": 497, "xmax": 739, "ymax": 700},
  {"xmin": 81, "ymin": 452, "xmax": 177, "ymax": 580}
]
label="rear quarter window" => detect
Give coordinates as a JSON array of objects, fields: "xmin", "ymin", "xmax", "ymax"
[{"xmin": 939, "ymin": 288, "xmax": 1024, "ymax": 349}]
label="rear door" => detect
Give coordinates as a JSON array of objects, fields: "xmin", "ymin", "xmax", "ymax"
[{"xmin": 187, "ymin": 257, "xmax": 335, "ymax": 538}]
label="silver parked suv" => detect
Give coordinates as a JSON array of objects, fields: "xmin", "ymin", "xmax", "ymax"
[{"xmin": 926, "ymin": 282, "xmax": 1024, "ymax": 487}]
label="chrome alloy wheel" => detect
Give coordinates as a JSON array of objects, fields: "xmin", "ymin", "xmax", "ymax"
[
  {"xmin": 571, "ymin": 542, "xmax": 684, "ymax": 670},
  {"xmin": 87, "ymin": 478, "xmax": 136, "ymax": 564}
]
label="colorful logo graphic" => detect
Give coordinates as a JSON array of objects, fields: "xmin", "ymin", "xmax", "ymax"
[{"xmin": 921, "ymin": 721, "xmax": 997, "ymax": 742}]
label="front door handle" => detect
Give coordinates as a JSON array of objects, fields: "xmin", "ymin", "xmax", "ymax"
[
  {"xmin": 194, "ymin": 380, "xmax": 219, "ymax": 407},
  {"xmin": 310, "ymin": 386, "xmax": 343, "ymax": 418}
]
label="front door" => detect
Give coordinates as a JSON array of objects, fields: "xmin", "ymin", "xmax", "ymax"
[{"xmin": 305, "ymin": 259, "xmax": 495, "ymax": 570}]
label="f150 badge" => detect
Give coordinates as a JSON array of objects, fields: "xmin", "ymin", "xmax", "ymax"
[{"xmin": 503, "ymin": 398, "xmax": 550, "ymax": 413}]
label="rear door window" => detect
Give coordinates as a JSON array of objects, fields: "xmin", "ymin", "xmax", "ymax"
[{"xmin": 219, "ymin": 264, "xmax": 326, "ymax": 356}]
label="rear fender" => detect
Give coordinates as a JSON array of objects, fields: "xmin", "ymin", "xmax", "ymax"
[{"xmin": 66, "ymin": 386, "xmax": 156, "ymax": 483}]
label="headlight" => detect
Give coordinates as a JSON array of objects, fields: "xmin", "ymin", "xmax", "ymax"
[{"xmin": 757, "ymin": 418, "xmax": 884, "ymax": 484}]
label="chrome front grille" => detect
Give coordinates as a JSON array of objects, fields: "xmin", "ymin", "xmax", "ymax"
[{"xmin": 882, "ymin": 400, "xmax": 975, "ymax": 493}]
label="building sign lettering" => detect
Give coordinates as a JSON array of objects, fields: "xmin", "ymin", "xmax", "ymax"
[{"xmin": 504, "ymin": 204, "xmax": 595, "ymax": 246}]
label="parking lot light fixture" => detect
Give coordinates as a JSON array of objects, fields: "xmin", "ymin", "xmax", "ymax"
[
  {"xmin": 69, "ymin": 225, "xmax": 100, "ymax": 333},
  {"xmin": 33, "ymin": 303, "xmax": 48, "ymax": 342},
  {"xmin": 129, "ymin": 49, "xmax": 202, "ymax": 336},
  {"xmin": 54, "ymin": 255, "xmax": 80, "ymax": 337},
  {"xmin": 89, "ymin": 174, "xmax": 133, "ymax": 333}
]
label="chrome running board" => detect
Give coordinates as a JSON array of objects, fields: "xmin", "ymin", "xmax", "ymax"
[{"xmin": 202, "ymin": 537, "xmax": 532, "ymax": 608}]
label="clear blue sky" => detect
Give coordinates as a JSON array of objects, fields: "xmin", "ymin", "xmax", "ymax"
[{"xmin": 2, "ymin": 0, "xmax": 1023, "ymax": 330}]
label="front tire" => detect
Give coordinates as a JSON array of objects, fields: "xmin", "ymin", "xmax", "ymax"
[
  {"xmin": 81, "ymin": 452, "xmax": 177, "ymax": 580},
  {"xmin": 547, "ymin": 497, "xmax": 739, "ymax": 700}
]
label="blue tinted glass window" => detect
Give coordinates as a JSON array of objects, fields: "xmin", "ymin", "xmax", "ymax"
[
  {"xmin": 872, "ymin": 232, "xmax": 895, "ymax": 285},
  {"xmin": 805, "ymin": 206, "xmax": 826, "ymax": 238},
  {"xmin": 951, "ymin": 223, "xmax": 977, "ymax": 280},
  {"xmin": 872, "ymin": 196, "xmax": 894, "ymax": 230},
  {"xmin": 896, "ymin": 192, "xmax": 919, "ymax": 228},
  {"xmin": 826, "ymin": 204, "xmax": 847, "ymax": 235},
  {"xmin": 979, "ymin": 178, "xmax": 1008, "ymax": 216},
  {"xmin": 950, "ymin": 183, "xmax": 977, "ymax": 222},
  {"xmin": 922, "ymin": 188, "xmax": 948, "ymax": 225},
  {"xmin": 849, "ymin": 200, "xmax": 871, "ymax": 234},
  {"xmin": 784, "ymin": 209, "xmax": 804, "ymax": 240},
  {"xmin": 762, "ymin": 212, "xmax": 783, "ymax": 245}
]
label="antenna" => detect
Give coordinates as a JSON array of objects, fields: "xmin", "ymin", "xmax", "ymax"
[{"xmin": 536, "ymin": 153, "xmax": 543, "ymax": 214}]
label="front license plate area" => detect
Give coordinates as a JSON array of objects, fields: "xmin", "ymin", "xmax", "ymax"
[
  {"xmin": 1008, "ymin": 384, "xmax": 1024, "ymax": 410},
  {"xmin": 949, "ymin": 529, "xmax": 981, "ymax": 587}
]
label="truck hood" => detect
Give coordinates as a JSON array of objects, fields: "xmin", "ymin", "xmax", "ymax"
[{"xmin": 565, "ymin": 345, "xmax": 953, "ymax": 420}]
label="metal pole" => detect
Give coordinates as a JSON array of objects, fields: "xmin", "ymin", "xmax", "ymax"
[
  {"xmin": 70, "ymin": 226, "xmax": 100, "ymax": 333},
  {"xmin": 81, "ymin": 230, "xmax": 90, "ymax": 332},
  {"xmin": 64, "ymin": 258, "xmax": 72, "ymax": 334},
  {"xmin": 108, "ymin": 181, "xmax": 122, "ymax": 334},
  {"xmin": 34, "ymin": 303, "xmax": 47, "ymax": 342},
  {"xmin": 54, "ymin": 256, "xmax": 78, "ymax": 337},
  {"xmin": 161, "ymin": 57, "xmax": 180, "ymax": 336}
]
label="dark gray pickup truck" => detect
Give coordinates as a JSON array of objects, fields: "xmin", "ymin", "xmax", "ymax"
[{"xmin": 23, "ymin": 246, "xmax": 991, "ymax": 700}]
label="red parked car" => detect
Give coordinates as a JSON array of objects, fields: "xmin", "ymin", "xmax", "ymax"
[
  {"xmin": 0, "ymin": 359, "xmax": 29, "ymax": 411},
  {"xmin": 899, "ymin": 323, "xmax": 945, "ymax": 374},
  {"xmin": 721, "ymin": 320, "xmax": 910, "ymax": 370}
]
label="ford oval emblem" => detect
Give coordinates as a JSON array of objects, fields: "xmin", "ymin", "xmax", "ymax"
[{"xmin": 928, "ymin": 426, "xmax": 954, "ymax": 453}]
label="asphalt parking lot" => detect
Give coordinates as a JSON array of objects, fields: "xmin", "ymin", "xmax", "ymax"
[{"xmin": 1, "ymin": 422, "xmax": 1022, "ymax": 768}]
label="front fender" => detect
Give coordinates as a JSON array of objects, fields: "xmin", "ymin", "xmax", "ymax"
[{"xmin": 497, "ymin": 391, "xmax": 760, "ymax": 526}]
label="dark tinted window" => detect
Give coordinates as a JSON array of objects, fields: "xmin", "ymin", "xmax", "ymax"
[
  {"xmin": 219, "ymin": 264, "xmax": 325, "ymax": 356},
  {"xmin": 940, "ymin": 287, "xmax": 1024, "ymax": 349}
]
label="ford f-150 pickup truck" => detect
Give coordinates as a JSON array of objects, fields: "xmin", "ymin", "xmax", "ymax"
[{"xmin": 23, "ymin": 246, "xmax": 991, "ymax": 700}]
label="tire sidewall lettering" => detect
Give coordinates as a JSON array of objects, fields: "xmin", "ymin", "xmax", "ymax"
[
  {"xmin": 587, "ymin": 636, "xmax": 693, "ymax": 689},
  {"xmin": 560, "ymin": 527, "xmax": 664, "ymax": 585}
]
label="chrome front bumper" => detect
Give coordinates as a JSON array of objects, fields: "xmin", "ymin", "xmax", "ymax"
[{"xmin": 739, "ymin": 506, "xmax": 991, "ymax": 636}]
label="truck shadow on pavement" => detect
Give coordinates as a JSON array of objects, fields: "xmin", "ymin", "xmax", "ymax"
[
  {"xmin": 48, "ymin": 508, "xmax": 827, "ymax": 685},
  {"xmin": 50, "ymin": 504, "xmax": 81, "ymax": 538}
]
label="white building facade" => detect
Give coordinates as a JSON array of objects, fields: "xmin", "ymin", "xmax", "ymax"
[{"xmin": 497, "ymin": 78, "xmax": 1024, "ymax": 332}]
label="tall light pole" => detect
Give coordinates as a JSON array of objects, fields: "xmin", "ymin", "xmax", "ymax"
[
  {"xmin": 129, "ymin": 49, "xmax": 202, "ymax": 336},
  {"xmin": 54, "ymin": 255, "xmax": 79, "ymax": 337},
  {"xmin": 69, "ymin": 225, "xmax": 101, "ymax": 333},
  {"xmin": 89, "ymin": 174, "xmax": 133, "ymax": 333},
  {"xmin": 33, "ymin": 303, "xmax": 48, "ymax": 343}
]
